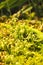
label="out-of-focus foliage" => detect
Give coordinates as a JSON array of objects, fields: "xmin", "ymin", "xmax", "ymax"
[
  {"xmin": 0, "ymin": 0, "xmax": 43, "ymax": 17},
  {"xmin": 28, "ymin": 0, "xmax": 43, "ymax": 17}
]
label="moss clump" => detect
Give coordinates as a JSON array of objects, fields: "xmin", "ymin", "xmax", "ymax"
[{"xmin": 0, "ymin": 16, "xmax": 43, "ymax": 65}]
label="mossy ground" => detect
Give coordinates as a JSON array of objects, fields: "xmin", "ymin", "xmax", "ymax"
[{"xmin": 0, "ymin": 14, "xmax": 43, "ymax": 65}]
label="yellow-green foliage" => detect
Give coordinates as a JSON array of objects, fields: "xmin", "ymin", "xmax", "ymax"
[{"xmin": 0, "ymin": 16, "xmax": 43, "ymax": 65}]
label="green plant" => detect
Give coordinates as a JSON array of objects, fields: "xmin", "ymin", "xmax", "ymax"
[
  {"xmin": 0, "ymin": 0, "xmax": 43, "ymax": 17},
  {"xmin": 0, "ymin": 18, "xmax": 43, "ymax": 64}
]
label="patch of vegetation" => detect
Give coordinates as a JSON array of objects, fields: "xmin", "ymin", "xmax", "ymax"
[
  {"xmin": 0, "ymin": 15, "xmax": 43, "ymax": 65},
  {"xmin": 0, "ymin": 0, "xmax": 43, "ymax": 65}
]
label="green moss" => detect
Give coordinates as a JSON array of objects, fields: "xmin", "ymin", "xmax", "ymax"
[{"xmin": 0, "ymin": 17, "xmax": 43, "ymax": 65}]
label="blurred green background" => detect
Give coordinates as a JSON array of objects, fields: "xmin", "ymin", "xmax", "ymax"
[{"xmin": 0, "ymin": 0, "xmax": 43, "ymax": 17}]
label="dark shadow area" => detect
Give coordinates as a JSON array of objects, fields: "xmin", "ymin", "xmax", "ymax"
[{"xmin": 0, "ymin": 0, "xmax": 43, "ymax": 17}]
